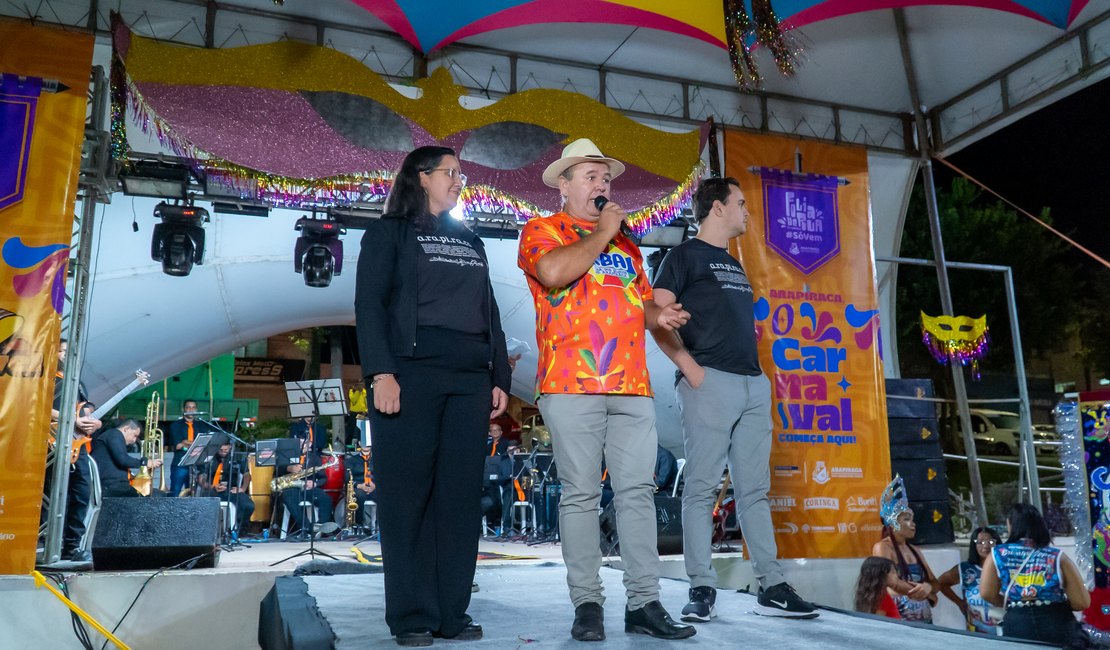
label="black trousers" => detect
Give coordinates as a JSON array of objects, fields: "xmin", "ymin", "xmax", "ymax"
[
  {"xmin": 102, "ymin": 481, "xmax": 141, "ymax": 498},
  {"xmin": 211, "ymin": 491, "xmax": 255, "ymax": 529},
  {"xmin": 370, "ymin": 328, "xmax": 491, "ymax": 638},
  {"xmin": 281, "ymin": 487, "xmax": 333, "ymax": 532},
  {"xmin": 63, "ymin": 450, "xmax": 93, "ymax": 553}
]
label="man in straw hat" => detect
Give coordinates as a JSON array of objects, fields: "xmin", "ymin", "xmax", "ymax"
[{"xmin": 518, "ymin": 138, "xmax": 695, "ymax": 641}]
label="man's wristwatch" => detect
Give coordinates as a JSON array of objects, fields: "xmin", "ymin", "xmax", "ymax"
[{"xmin": 370, "ymin": 374, "xmax": 394, "ymax": 388}]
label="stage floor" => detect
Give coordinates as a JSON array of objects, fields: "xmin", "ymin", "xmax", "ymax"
[
  {"xmin": 4, "ymin": 536, "xmax": 1027, "ymax": 649},
  {"xmin": 299, "ymin": 563, "xmax": 1027, "ymax": 649}
]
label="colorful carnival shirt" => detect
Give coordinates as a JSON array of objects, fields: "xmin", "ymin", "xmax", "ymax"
[
  {"xmin": 961, "ymin": 561, "xmax": 1003, "ymax": 633},
  {"xmin": 518, "ymin": 212, "xmax": 654, "ymax": 399},
  {"xmin": 992, "ymin": 543, "xmax": 1066, "ymax": 607}
]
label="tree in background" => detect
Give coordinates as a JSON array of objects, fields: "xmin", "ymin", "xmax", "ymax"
[{"xmin": 895, "ymin": 177, "xmax": 1086, "ymax": 448}]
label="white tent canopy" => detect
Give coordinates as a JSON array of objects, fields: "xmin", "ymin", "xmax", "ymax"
[{"xmin": 4, "ymin": 0, "xmax": 1106, "ymax": 448}]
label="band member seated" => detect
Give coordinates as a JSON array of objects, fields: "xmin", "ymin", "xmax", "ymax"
[
  {"xmin": 91, "ymin": 419, "xmax": 162, "ymax": 498},
  {"xmin": 278, "ymin": 437, "xmax": 334, "ymax": 534},
  {"xmin": 346, "ymin": 444, "xmax": 380, "ymax": 526},
  {"xmin": 196, "ymin": 436, "xmax": 254, "ymax": 530},
  {"xmin": 482, "ymin": 423, "xmax": 513, "ymax": 534},
  {"xmin": 167, "ymin": 399, "xmax": 219, "ymax": 497},
  {"xmin": 290, "ymin": 415, "xmax": 329, "ymax": 455}
]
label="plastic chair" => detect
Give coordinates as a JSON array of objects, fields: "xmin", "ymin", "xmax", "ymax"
[
  {"xmin": 511, "ymin": 500, "xmax": 535, "ymax": 534},
  {"xmin": 218, "ymin": 500, "xmax": 238, "ymax": 534},
  {"xmin": 671, "ymin": 458, "xmax": 687, "ymax": 498},
  {"xmin": 280, "ymin": 500, "xmax": 319, "ymax": 540}
]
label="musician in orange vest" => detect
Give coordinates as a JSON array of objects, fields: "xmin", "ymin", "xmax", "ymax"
[
  {"xmin": 167, "ymin": 399, "xmax": 219, "ymax": 496},
  {"xmin": 346, "ymin": 444, "xmax": 379, "ymax": 528},
  {"xmin": 278, "ymin": 436, "xmax": 334, "ymax": 535},
  {"xmin": 482, "ymin": 423, "xmax": 513, "ymax": 535},
  {"xmin": 196, "ymin": 437, "xmax": 254, "ymax": 530},
  {"xmin": 91, "ymin": 419, "xmax": 162, "ymax": 498}
]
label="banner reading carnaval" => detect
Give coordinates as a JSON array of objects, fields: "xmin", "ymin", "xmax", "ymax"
[
  {"xmin": 0, "ymin": 21, "xmax": 93, "ymax": 573},
  {"xmin": 726, "ymin": 131, "xmax": 890, "ymax": 558}
]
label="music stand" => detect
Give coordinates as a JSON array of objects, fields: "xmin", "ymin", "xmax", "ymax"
[
  {"xmin": 268, "ymin": 432, "xmax": 337, "ymax": 563},
  {"xmin": 179, "ymin": 433, "xmax": 219, "ymax": 472}
]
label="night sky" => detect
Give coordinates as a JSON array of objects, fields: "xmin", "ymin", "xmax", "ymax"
[{"xmin": 946, "ymin": 77, "xmax": 1110, "ymax": 263}]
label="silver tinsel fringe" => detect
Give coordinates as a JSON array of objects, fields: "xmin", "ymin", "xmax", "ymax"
[{"xmin": 1057, "ymin": 400, "xmax": 1094, "ymax": 590}]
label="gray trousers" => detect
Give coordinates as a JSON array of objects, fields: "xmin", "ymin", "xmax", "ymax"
[
  {"xmin": 677, "ymin": 369, "xmax": 785, "ymax": 589},
  {"xmin": 539, "ymin": 394, "xmax": 661, "ymax": 609}
]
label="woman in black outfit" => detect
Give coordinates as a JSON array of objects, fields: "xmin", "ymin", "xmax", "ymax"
[{"xmin": 355, "ymin": 146, "xmax": 511, "ymax": 647}]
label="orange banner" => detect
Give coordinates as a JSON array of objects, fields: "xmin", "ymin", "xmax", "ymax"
[
  {"xmin": 0, "ymin": 20, "xmax": 93, "ymax": 573},
  {"xmin": 725, "ymin": 131, "xmax": 890, "ymax": 558}
]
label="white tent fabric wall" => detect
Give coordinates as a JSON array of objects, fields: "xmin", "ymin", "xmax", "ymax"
[{"xmin": 39, "ymin": 1, "xmax": 1106, "ymax": 423}]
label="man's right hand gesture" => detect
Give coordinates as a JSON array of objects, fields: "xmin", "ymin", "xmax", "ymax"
[{"xmin": 147, "ymin": 458, "xmax": 163, "ymax": 470}]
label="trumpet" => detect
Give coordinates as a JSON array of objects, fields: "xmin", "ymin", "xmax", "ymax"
[{"xmin": 132, "ymin": 391, "xmax": 165, "ymax": 496}]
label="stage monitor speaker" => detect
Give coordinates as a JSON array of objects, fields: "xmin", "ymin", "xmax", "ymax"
[
  {"xmin": 599, "ymin": 495, "xmax": 683, "ymax": 556},
  {"xmin": 93, "ymin": 497, "xmax": 221, "ymax": 570},
  {"xmin": 907, "ymin": 499, "xmax": 954, "ymax": 545},
  {"xmin": 885, "ymin": 378, "xmax": 936, "ymax": 419},
  {"xmin": 891, "ymin": 457, "xmax": 949, "ymax": 502}
]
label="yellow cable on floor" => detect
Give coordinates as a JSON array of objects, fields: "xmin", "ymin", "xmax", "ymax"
[{"xmin": 31, "ymin": 570, "xmax": 132, "ymax": 650}]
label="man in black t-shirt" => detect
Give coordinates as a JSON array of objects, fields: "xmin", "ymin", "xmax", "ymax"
[{"xmin": 651, "ymin": 177, "xmax": 817, "ymax": 622}]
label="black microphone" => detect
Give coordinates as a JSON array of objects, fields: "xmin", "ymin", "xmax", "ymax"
[{"xmin": 593, "ymin": 195, "xmax": 632, "ymax": 238}]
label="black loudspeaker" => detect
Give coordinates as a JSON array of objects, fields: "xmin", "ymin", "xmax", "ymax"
[
  {"xmin": 93, "ymin": 497, "xmax": 221, "ymax": 570},
  {"xmin": 884, "ymin": 378, "xmax": 936, "ymax": 419},
  {"xmin": 887, "ymin": 418, "xmax": 943, "ymax": 460},
  {"xmin": 599, "ymin": 495, "xmax": 684, "ymax": 556},
  {"xmin": 891, "ymin": 458, "xmax": 949, "ymax": 502},
  {"xmin": 907, "ymin": 500, "xmax": 953, "ymax": 545}
]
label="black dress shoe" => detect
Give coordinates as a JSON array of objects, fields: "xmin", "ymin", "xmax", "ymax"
[
  {"xmin": 395, "ymin": 630, "xmax": 433, "ymax": 647},
  {"xmin": 435, "ymin": 621, "xmax": 482, "ymax": 641},
  {"xmin": 571, "ymin": 602, "xmax": 605, "ymax": 642},
  {"xmin": 625, "ymin": 601, "xmax": 696, "ymax": 639}
]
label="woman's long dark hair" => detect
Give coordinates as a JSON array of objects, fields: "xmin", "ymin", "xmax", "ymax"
[
  {"xmin": 383, "ymin": 146, "xmax": 456, "ymax": 233},
  {"xmin": 882, "ymin": 524, "xmax": 927, "ymax": 581},
  {"xmin": 967, "ymin": 526, "xmax": 1001, "ymax": 567},
  {"xmin": 855, "ymin": 556, "xmax": 896, "ymax": 614},
  {"xmin": 1006, "ymin": 503, "xmax": 1052, "ymax": 548}
]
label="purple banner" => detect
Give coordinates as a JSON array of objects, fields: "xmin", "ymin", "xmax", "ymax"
[
  {"xmin": 0, "ymin": 74, "xmax": 42, "ymax": 212},
  {"xmin": 761, "ymin": 167, "xmax": 841, "ymax": 275}
]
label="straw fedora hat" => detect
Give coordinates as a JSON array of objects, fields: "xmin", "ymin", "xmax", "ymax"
[{"xmin": 541, "ymin": 138, "xmax": 626, "ymax": 188}]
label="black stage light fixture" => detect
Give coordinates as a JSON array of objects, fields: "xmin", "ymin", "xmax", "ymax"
[
  {"xmin": 120, "ymin": 162, "xmax": 192, "ymax": 199},
  {"xmin": 294, "ymin": 216, "xmax": 345, "ymax": 288},
  {"xmin": 151, "ymin": 202, "xmax": 208, "ymax": 277}
]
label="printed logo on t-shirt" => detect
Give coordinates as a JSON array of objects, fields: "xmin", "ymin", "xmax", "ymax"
[
  {"xmin": 417, "ymin": 235, "xmax": 485, "ymax": 268},
  {"xmin": 709, "ymin": 261, "xmax": 752, "ymax": 293},
  {"xmin": 590, "ymin": 248, "xmax": 636, "ymax": 286}
]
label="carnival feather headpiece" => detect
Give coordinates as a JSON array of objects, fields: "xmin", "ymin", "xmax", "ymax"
[{"xmin": 880, "ymin": 475, "xmax": 911, "ymax": 530}]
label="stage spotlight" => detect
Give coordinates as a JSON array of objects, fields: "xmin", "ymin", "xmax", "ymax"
[
  {"xmin": 294, "ymin": 216, "xmax": 345, "ymax": 288},
  {"xmin": 151, "ymin": 202, "xmax": 208, "ymax": 277}
]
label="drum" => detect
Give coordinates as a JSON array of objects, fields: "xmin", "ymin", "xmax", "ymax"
[
  {"xmin": 321, "ymin": 453, "xmax": 346, "ymax": 507},
  {"xmin": 248, "ymin": 453, "xmax": 274, "ymax": 522}
]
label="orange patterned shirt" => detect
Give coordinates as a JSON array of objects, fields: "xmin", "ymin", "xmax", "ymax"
[{"xmin": 518, "ymin": 212, "xmax": 654, "ymax": 399}]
